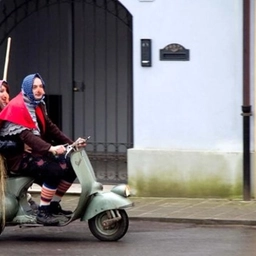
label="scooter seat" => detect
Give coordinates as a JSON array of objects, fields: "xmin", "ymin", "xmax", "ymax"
[{"xmin": 8, "ymin": 170, "xmax": 24, "ymax": 177}]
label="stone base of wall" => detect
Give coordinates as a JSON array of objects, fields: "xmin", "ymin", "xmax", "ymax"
[{"xmin": 127, "ymin": 149, "xmax": 249, "ymax": 198}]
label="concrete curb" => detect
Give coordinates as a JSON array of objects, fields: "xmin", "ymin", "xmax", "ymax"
[{"xmin": 129, "ymin": 217, "xmax": 256, "ymax": 226}]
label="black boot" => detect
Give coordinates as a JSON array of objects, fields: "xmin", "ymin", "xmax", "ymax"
[
  {"xmin": 50, "ymin": 201, "xmax": 73, "ymax": 216},
  {"xmin": 37, "ymin": 205, "xmax": 60, "ymax": 226}
]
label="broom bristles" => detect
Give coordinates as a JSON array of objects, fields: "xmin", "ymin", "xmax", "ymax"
[{"xmin": 0, "ymin": 155, "xmax": 6, "ymax": 229}]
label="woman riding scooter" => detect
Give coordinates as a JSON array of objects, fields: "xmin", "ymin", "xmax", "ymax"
[
  {"xmin": 0, "ymin": 73, "xmax": 86, "ymax": 226},
  {"xmin": 0, "ymin": 80, "xmax": 37, "ymax": 210}
]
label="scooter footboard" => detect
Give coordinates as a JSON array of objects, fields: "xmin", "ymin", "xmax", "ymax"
[{"xmin": 82, "ymin": 192, "xmax": 133, "ymax": 220}]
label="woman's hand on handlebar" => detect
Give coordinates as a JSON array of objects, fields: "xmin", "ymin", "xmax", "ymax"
[
  {"xmin": 49, "ymin": 145, "xmax": 66, "ymax": 156},
  {"xmin": 24, "ymin": 143, "xmax": 32, "ymax": 153},
  {"xmin": 74, "ymin": 137, "xmax": 88, "ymax": 148},
  {"xmin": 49, "ymin": 137, "xmax": 89, "ymax": 156}
]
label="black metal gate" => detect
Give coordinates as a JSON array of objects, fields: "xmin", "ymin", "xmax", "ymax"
[{"xmin": 0, "ymin": 0, "xmax": 133, "ymax": 184}]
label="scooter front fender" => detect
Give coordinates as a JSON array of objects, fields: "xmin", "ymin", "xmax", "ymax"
[{"xmin": 82, "ymin": 192, "xmax": 133, "ymax": 220}]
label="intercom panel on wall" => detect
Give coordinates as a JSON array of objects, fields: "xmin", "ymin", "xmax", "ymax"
[{"xmin": 141, "ymin": 39, "xmax": 152, "ymax": 67}]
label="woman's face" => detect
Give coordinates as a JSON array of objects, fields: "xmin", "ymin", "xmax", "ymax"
[
  {"xmin": 0, "ymin": 84, "xmax": 9, "ymax": 106},
  {"xmin": 32, "ymin": 77, "xmax": 45, "ymax": 100}
]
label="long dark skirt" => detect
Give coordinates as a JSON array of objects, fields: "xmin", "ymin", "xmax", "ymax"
[{"xmin": 20, "ymin": 153, "xmax": 76, "ymax": 187}]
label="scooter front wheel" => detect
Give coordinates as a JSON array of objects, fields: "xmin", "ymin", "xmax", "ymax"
[{"xmin": 88, "ymin": 209, "xmax": 129, "ymax": 241}]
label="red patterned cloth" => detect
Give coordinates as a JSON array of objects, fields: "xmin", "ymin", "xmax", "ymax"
[{"xmin": 0, "ymin": 92, "xmax": 36, "ymax": 129}]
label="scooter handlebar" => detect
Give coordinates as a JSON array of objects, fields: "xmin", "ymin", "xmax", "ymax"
[{"xmin": 64, "ymin": 136, "xmax": 90, "ymax": 158}]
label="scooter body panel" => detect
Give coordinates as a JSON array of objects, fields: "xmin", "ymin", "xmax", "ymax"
[
  {"xmin": 6, "ymin": 177, "xmax": 34, "ymax": 197},
  {"xmin": 3, "ymin": 177, "xmax": 35, "ymax": 222},
  {"xmin": 4, "ymin": 193, "xmax": 19, "ymax": 221},
  {"xmin": 70, "ymin": 150, "xmax": 104, "ymax": 220},
  {"xmin": 81, "ymin": 191, "xmax": 133, "ymax": 220}
]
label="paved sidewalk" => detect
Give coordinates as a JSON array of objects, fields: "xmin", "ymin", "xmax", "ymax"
[
  {"xmin": 127, "ymin": 197, "xmax": 256, "ymax": 226},
  {"xmin": 29, "ymin": 184, "xmax": 256, "ymax": 226}
]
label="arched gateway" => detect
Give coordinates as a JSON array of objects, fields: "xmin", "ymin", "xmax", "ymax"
[{"xmin": 0, "ymin": 0, "xmax": 133, "ymax": 184}]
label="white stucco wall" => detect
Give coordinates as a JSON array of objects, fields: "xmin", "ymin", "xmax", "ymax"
[
  {"xmin": 119, "ymin": 0, "xmax": 251, "ymax": 198},
  {"xmin": 121, "ymin": 0, "xmax": 243, "ymax": 151}
]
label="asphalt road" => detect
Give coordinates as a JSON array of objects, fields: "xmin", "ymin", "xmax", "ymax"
[{"xmin": 0, "ymin": 220, "xmax": 256, "ymax": 256}]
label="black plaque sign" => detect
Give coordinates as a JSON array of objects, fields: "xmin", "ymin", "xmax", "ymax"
[{"xmin": 160, "ymin": 43, "xmax": 189, "ymax": 61}]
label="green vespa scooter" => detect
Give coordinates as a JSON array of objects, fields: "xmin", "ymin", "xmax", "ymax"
[{"xmin": 0, "ymin": 138, "xmax": 133, "ymax": 241}]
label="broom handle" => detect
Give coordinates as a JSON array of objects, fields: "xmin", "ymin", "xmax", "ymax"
[{"xmin": 3, "ymin": 37, "xmax": 11, "ymax": 81}]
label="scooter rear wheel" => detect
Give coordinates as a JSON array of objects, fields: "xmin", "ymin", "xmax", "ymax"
[{"xmin": 88, "ymin": 209, "xmax": 129, "ymax": 241}]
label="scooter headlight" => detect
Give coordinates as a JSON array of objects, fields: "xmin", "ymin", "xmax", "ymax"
[{"xmin": 111, "ymin": 184, "xmax": 131, "ymax": 197}]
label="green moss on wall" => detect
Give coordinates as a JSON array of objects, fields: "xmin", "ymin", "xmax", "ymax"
[{"xmin": 129, "ymin": 172, "xmax": 242, "ymax": 198}]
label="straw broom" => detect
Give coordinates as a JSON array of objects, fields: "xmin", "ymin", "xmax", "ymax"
[{"xmin": 0, "ymin": 37, "xmax": 11, "ymax": 229}]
